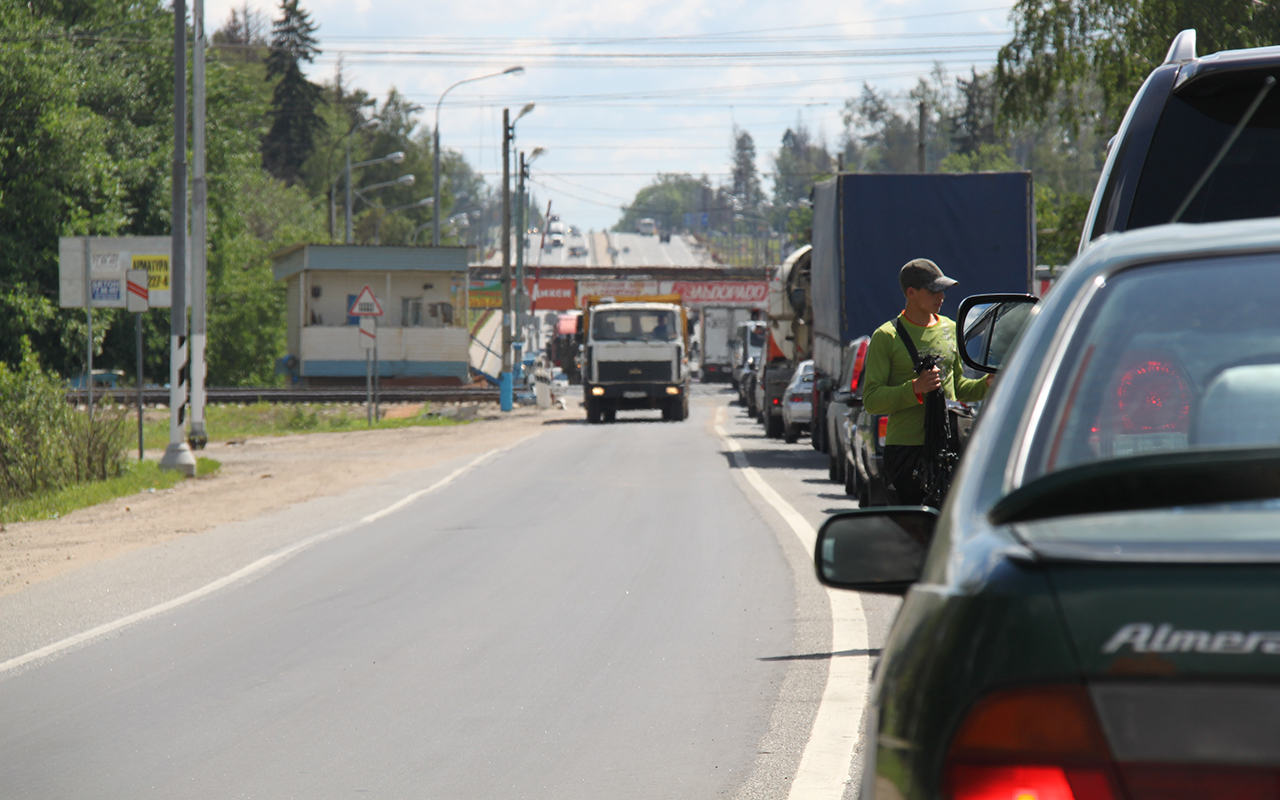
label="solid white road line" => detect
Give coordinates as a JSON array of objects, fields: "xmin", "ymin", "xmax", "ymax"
[
  {"xmin": 0, "ymin": 433, "xmax": 543, "ymax": 677},
  {"xmin": 715, "ymin": 409, "xmax": 870, "ymax": 800}
]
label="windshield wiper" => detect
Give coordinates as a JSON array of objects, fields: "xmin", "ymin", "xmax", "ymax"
[
  {"xmin": 1170, "ymin": 76, "xmax": 1276, "ymax": 223},
  {"xmin": 989, "ymin": 446, "xmax": 1280, "ymax": 525}
]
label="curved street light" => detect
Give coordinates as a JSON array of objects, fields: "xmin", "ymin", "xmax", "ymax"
[
  {"xmin": 374, "ymin": 196, "xmax": 433, "ymax": 245},
  {"xmin": 433, "ymin": 65, "xmax": 524, "ymax": 247}
]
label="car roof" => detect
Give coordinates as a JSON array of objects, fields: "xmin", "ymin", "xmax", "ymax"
[
  {"xmin": 1177, "ymin": 44, "xmax": 1280, "ymax": 87},
  {"xmin": 1072, "ymin": 218, "xmax": 1280, "ymax": 289}
]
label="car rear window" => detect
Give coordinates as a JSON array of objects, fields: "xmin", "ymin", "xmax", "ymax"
[
  {"xmin": 1026, "ymin": 253, "xmax": 1280, "ymax": 480},
  {"xmin": 1128, "ymin": 71, "xmax": 1280, "ymax": 229}
]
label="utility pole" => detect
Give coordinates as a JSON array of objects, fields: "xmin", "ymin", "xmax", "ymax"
[
  {"xmin": 917, "ymin": 101, "xmax": 927, "ymax": 173},
  {"xmin": 514, "ymin": 150, "xmax": 526, "ymax": 380},
  {"xmin": 500, "ymin": 108, "xmax": 513, "ymax": 411},
  {"xmin": 161, "ymin": 0, "xmax": 196, "ymax": 476},
  {"xmin": 189, "ymin": 0, "xmax": 209, "ymax": 450}
]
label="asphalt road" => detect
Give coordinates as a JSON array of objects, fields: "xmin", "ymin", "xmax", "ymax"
[
  {"xmin": 609, "ymin": 231, "xmax": 713, "ymax": 267},
  {"xmin": 0, "ymin": 385, "xmax": 897, "ymax": 799}
]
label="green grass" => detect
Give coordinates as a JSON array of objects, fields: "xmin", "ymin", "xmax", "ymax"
[
  {"xmin": 0, "ymin": 457, "xmax": 221, "ymax": 524},
  {"xmin": 141, "ymin": 402, "xmax": 467, "ymax": 450}
]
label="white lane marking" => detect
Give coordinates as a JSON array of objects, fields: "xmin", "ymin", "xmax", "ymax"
[
  {"xmin": 0, "ymin": 433, "xmax": 543, "ymax": 676},
  {"xmin": 714, "ymin": 408, "xmax": 870, "ymax": 800}
]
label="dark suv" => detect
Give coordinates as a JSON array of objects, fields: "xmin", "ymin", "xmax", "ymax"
[{"xmin": 1082, "ymin": 30, "xmax": 1280, "ymax": 250}]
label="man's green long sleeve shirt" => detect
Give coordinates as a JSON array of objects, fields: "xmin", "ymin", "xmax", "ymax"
[{"xmin": 862, "ymin": 313, "xmax": 988, "ymax": 446}]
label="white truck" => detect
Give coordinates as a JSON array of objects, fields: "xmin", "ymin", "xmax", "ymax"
[
  {"xmin": 580, "ymin": 296, "xmax": 690, "ymax": 423},
  {"xmin": 699, "ymin": 307, "xmax": 754, "ymax": 383}
]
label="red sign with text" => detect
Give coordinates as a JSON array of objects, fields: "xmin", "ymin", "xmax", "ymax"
[
  {"xmin": 672, "ymin": 281, "xmax": 768, "ymax": 306},
  {"xmin": 526, "ymin": 278, "xmax": 577, "ymax": 310}
]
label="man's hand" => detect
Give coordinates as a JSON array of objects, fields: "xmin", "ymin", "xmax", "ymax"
[{"xmin": 912, "ymin": 366, "xmax": 942, "ymax": 394}]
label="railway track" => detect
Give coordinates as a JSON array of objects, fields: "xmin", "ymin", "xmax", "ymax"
[{"xmin": 67, "ymin": 386, "xmax": 500, "ymax": 406}]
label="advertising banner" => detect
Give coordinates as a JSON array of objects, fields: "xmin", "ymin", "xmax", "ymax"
[
  {"xmin": 527, "ymin": 278, "xmax": 576, "ymax": 310},
  {"xmin": 469, "ymin": 280, "xmax": 503, "ymax": 308},
  {"xmin": 672, "ymin": 281, "xmax": 768, "ymax": 307},
  {"xmin": 58, "ymin": 236, "xmax": 179, "ymax": 308},
  {"xmin": 576, "ymin": 280, "xmax": 663, "ymax": 305}
]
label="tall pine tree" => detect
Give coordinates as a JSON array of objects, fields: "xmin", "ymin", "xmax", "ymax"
[{"xmin": 261, "ymin": 0, "xmax": 323, "ymax": 183}]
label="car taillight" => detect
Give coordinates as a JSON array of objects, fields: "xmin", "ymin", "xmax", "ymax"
[
  {"xmin": 852, "ymin": 340, "xmax": 869, "ymax": 392},
  {"xmin": 877, "ymin": 416, "xmax": 888, "ymax": 448},
  {"xmin": 772, "ymin": 397, "xmax": 780, "ymax": 405},
  {"xmin": 790, "ymin": 394, "xmax": 805, "ymax": 403},
  {"xmin": 947, "ymin": 684, "xmax": 1280, "ymax": 800},
  {"xmin": 945, "ymin": 685, "xmax": 1118, "ymax": 800},
  {"xmin": 1115, "ymin": 358, "xmax": 1190, "ymax": 432}
]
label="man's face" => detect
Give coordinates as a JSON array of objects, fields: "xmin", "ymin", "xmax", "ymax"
[{"xmin": 907, "ymin": 286, "xmax": 945, "ymax": 314}]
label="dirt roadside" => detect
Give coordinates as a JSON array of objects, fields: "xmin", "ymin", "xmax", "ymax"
[{"xmin": 0, "ymin": 403, "xmax": 577, "ymax": 598}]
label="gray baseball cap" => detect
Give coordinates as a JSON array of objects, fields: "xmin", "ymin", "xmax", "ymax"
[{"xmin": 899, "ymin": 258, "xmax": 958, "ymax": 294}]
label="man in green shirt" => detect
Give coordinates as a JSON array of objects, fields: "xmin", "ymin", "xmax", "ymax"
[{"xmin": 862, "ymin": 258, "xmax": 991, "ymax": 506}]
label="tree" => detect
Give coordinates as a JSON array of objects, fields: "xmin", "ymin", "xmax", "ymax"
[
  {"xmin": 771, "ymin": 121, "xmax": 833, "ymax": 208},
  {"xmin": 731, "ymin": 128, "xmax": 763, "ymax": 212},
  {"xmin": 261, "ymin": 0, "xmax": 324, "ymax": 184},
  {"xmin": 613, "ymin": 174, "xmax": 713, "ymax": 233},
  {"xmin": 952, "ymin": 69, "xmax": 999, "ymax": 155},
  {"xmin": 212, "ymin": 2, "xmax": 268, "ymax": 62},
  {"xmin": 996, "ymin": 0, "xmax": 1280, "ymax": 134}
]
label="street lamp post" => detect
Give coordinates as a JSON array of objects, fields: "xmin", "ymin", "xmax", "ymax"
[
  {"xmin": 515, "ymin": 146, "xmax": 544, "ymax": 376},
  {"xmin": 329, "ymin": 119, "xmax": 380, "ymax": 241},
  {"xmin": 374, "ymin": 197, "xmax": 433, "ymax": 245},
  {"xmin": 500, "ymin": 103, "xmax": 535, "ymax": 411},
  {"xmin": 434, "ymin": 66, "xmax": 524, "ymax": 247},
  {"xmin": 344, "ymin": 152, "xmax": 406, "ymax": 244}
]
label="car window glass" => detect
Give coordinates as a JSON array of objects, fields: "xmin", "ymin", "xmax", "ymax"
[
  {"xmin": 1028, "ymin": 254, "xmax": 1280, "ymax": 480},
  {"xmin": 1129, "ymin": 73, "xmax": 1280, "ymax": 229},
  {"xmin": 964, "ymin": 306, "xmax": 993, "ymax": 365},
  {"xmin": 988, "ymin": 302, "xmax": 1034, "ymax": 369}
]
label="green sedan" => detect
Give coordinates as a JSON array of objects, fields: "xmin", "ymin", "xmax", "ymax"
[{"xmin": 816, "ymin": 217, "xmax": 1280, "ymax": 800}]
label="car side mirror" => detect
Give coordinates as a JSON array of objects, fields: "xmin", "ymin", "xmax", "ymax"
[
  {"xmin": 815, "ymin": 377, "xmax": 834, "ymax": 392},
  {"xmin": 958, "ymin": 293, "xmax": 1039, "ymax": 375},
  {"xmin": 813, "ymin": 508, "xmax": 938, "ymax": 595}
]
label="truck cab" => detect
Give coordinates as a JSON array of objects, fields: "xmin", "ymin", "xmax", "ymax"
[{"xmin": 580, "ymin": 298, "xmax": 690, "ymax": 423}]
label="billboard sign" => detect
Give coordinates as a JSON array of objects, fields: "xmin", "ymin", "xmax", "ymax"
[{"xmin": 59, "ymin": 236, "xmax": 181, "ymax": 308}]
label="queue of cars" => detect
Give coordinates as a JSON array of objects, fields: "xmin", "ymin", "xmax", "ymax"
[{"xmin": 810, "ymin": 31, "xmax": 1280, "ymax": 800}]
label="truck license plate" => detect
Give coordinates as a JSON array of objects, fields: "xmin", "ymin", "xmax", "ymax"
[{"xmin": 623, "ymin": 391, "xmax": 647, "ymax": 399}]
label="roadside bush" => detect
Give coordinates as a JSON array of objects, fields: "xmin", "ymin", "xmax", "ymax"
[{"xmin": 0, "ymin": 340, "xmax": 128, "ymax": 504}]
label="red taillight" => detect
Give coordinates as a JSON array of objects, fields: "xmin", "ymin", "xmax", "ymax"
[
  {"xmin": 947, "ymin": 684, "xmax": 1280, "ymax": 800},
  {"xmin": 790, "ymin": 394, "xmax": 805, "ymax": 403},
  {"xmin": 945, "ymin": 686, "xmax": 1118, "ymax": 800},
  {"xmin": 851, "ymin": 339, "xmax": 869, "ymax": 392},
  {"xmin": 1115, "ymin": 358, "xmax": 1190, "ymax": 433},
  {"xmin": 948, "ymin": 765, "xmax": 1113, "ymax": 800},
  {"xmin": 772, "ymin": 397, "xmax": 780, "ymax": 405},
  {"xmin": 877, "ymin": 416, "xmax": 888, "ymax": 447}
]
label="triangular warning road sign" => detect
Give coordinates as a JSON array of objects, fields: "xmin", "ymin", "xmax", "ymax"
[{"xmin": 348, "ymin": 285, "xmax": 383, "ymax": 316}]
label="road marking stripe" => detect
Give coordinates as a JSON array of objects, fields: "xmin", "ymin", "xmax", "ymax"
[
  {"xmin": 0, "ymin": 433, "xmax": 542, "ymax": 677},
  {"xmin": 714, "ymin": 408, "xmax": 870, "ymax": 800}
]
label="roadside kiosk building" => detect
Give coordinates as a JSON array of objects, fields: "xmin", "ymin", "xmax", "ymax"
[{"xmin": 273, "ymin": 245, "xmax": 470, "ymax": 385}]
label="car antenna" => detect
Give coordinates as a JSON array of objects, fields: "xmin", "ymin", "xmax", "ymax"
[{"xmin": 1171, "ymin": 75, "xmax": 1276, "ymax": 223}]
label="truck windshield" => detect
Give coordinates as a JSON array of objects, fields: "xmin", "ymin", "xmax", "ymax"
[
  {"xmin": 593, "ymin": 310, "xmax": 679, "ymax": 342},
  {"xmin": 1128, "ymin": 71, "xmax": 1280, "ymax": 229},
  {"xmin": 748, "ymin": 329, "xmax": 766, "ymax": 348}
]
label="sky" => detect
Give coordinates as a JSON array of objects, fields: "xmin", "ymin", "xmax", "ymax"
[{"xmin": 204, "ymin": 0, "xmax": 1017, "ymax": 232}]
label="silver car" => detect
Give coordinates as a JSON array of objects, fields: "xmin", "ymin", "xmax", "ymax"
[{"xmin": 782, "ymin": 360, "xmax": 814, "ymax": 444}]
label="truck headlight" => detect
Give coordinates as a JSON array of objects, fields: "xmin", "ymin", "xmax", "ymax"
[
  {"xmin": 591, "ymin": 387, "xmax": 605, "ymax": 396},
  {"xmin": 665, "ymin": 386, "xmax": 681, "ymax": 395}
]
